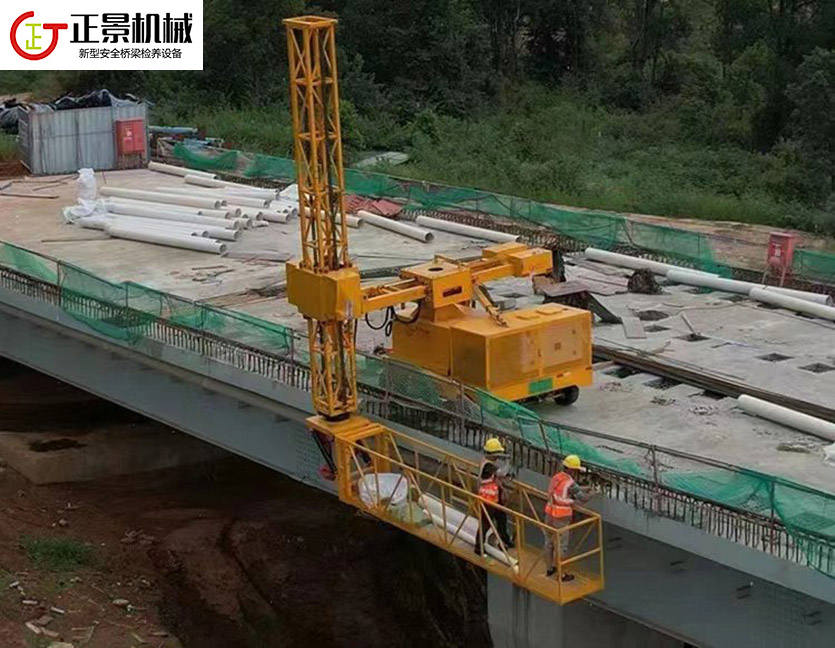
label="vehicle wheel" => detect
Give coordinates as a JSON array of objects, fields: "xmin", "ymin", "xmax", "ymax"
[{"xmin": 553, "ymin": 386, "xmax": 580, "ymax": 406}]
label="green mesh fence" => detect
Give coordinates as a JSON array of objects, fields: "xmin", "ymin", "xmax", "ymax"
[
  {"xmin": 173, "ymin": 143, "xmax": 239, "ymax": 172},
  {"xmin": 793, "ymin": 249, "xmax": 835, "ymax": 285},
  {"xmin": 0, "ymin": 242, "xmax": 57, "ymax": 283}
]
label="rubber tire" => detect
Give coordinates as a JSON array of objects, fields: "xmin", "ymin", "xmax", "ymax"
[{"xmin": 553, "ymin": 385, "xmax": 580, "ymax": 406}]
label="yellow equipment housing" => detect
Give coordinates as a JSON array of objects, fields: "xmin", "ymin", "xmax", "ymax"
[
  {"xmin": 360, "ymin": 243, "xmax": 594, "ymax": 402},
  {"xmin": 393, "ymin": 302, "xmax": 593, "ymax": 401}
]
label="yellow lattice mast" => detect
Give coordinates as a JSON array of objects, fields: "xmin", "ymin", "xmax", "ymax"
[{"xmin": 284, "ymin": 16, "xmax": 360, "ymax": 420}]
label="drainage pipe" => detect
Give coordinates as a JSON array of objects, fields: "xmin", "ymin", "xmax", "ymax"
[
  {"xmin": 104, "ymin": 223, "xmax": 226, "ymax": 255},
  {"xmin": 748, "ymin": 288, "xmax": 835, "ymax": 321},
  {"xmin": 112, "ymin": 218, "xmax": 240, "ymax": 242},
  {"xmin": 415, "ymin": 215, "xmax": 518, "ymax": 243},
  {"xmin": 666, "ymin": 269, "xmax": 758, "ymax": 295},
  {"xmin": 357, "ymin": 210, "xmax": 433, "ymax": 242},
  {"xmin": 585, "ymin": 248, "xmax": 716, "ymax": 277},
  {"xmin": 148, "ymin": 161, "xmax": 217, "ymax": 180},
  {"xmin": 104, "ymin": 201, "xmax": 240, "ymax": 229},
  {"xmin": 738, "ymin": 395, "xmax": 835, "ymax": 442},
  {"xmin": 339, "ymin": 214, "xmax": 364, "ymax": 229},
  {"xmin": 760, "ymin": 286, "xmax": 833, "ymax": 306},
  {"xmin": 260, "ymin": 210, "xmax": 290, "ymax": 224},
  {"xmin": 100, "ymin": 187, "xmax": 224, "ymax": 210}
]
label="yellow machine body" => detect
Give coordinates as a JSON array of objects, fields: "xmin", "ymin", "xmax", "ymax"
[{"xmin": 392, "ymin": 302, "xmax": 593, "ymax": 401}]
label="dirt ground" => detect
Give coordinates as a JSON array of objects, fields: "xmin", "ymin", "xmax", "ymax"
[{"xmin": 0, "ymin": 363, "xmax": 489, "ymax": 648}]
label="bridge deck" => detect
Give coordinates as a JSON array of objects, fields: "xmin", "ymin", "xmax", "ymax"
[{"xmin": 1, "ymin": 169, "xmax": 833, "ymax": 496}]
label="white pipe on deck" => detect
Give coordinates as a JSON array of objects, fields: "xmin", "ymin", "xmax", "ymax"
[
  {"xmin": 148, "ymin": 161, "xmax": 217, "ymax": 180},
  {"xmin": 666, "ymin": 269, "xmax": 758, "ymax": 295},
  {"xmin": 100, "ymin": 187, "xmax": 224, "ymax": 210},
  {"xmin": 738, "ymin": 395, "xmax": 835, "ymax": 442},
  {"xmin": 104, "ymin": 223, "xmax": 226, "ymax": 255},
  {"xmin": 586, "ymin": 248, "xmax": 718, "ymax": 277},
  {"xmin": 104, "ymin": 201, "xmax": 240, "ymax": 229},
  {"xmin": 415, "ymin": 215, "xmax": 519, "ymax": 243},
  {"xmin": 759, "ymin": 286, "xmax": 833, "ymax": 306},
  {"xmin": 357, "ymin": 210, "xmax": 433, "ymax": 242},
  {"xmin": 748, "ymin": 288, "xmax": 835, "ymax": 321},
  {"xmin": 156, "ymin": 186, "xmax": 270, "ymax": 209}
]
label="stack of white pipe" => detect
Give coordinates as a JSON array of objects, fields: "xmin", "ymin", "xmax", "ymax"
[
  {"xmin": 103, "ymin": 199, "xmax": 240, "ymax": 229},
  {"xmin": 79, "ymin": 214, "xmax": 240, "ymax": 242}
]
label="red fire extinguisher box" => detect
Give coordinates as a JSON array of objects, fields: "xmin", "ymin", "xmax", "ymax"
[{"xmin": 115, "ymin": 119, "xmax": 147, "ymax": 155}]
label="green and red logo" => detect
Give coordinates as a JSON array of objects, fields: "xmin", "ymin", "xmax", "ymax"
[{"xmin": 10, "ymin": 10, "xmax": 67, "ymax": 60}]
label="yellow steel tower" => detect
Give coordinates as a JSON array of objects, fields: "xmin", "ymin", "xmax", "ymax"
[{"xmin": 284, "ymin": 16, "xmax": 360, "ymax": 419}]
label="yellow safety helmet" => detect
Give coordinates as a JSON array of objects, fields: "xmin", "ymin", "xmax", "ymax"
[
  {"xmin": 484, "ymin": 438, "xmax": 505, "ymax": 454},
  {"xmin": 563, "ymin": 454, "xmax": 583, "ymax": 470}
]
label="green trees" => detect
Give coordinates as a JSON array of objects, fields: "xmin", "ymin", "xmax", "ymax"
[{"xmin": 788, "ymin": 48, "xmax": 835, "ymax": 195}]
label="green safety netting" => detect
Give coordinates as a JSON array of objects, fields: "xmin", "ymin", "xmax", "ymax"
[
  {"xmin": 175, "ymin": 144, "xmax": 835, "ymax": 283},
  {"xmin": 793, "ymin": 249, "xmax": 835, "ymax": 285},
  {"xmin": 173, "ymin": 142, "xmax": 239, "ymax": 172},
  {"xmin": 3, "ymin": 240, "xmax": 834, "ymax": 575},
  {"xmin": 177, "ymin": 146, "xmax": 732, "ymax": 274},
  {"xmin": 0, "ymin": 242, "xmax": 57, "ymax": 283}
]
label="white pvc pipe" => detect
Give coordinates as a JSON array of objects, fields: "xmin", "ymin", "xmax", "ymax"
[
  {"xmin": 339, "ymin": 214, "xmax": 363, "ymax": 229},
  {"xmin": 260, "ymin": 210, "xmax": 290, "ymax": 224},
  {"xmin": 104, "ymin": 224, "xmax": 226, "ymax": 255},
  {"xmin": 738, "ymin": 395, "xmax": 835, "ymax": 442},
  {"xmin": 184, "ymin": 174, "xmax": 278, "ymax": 198},
  {"xmin": 104, "ymin": 201, "xmax": 239, "ymax": 229},
  {"xmin": 357, "ymin": 210, "xmax": 434, "ymax": 242},
  {"xmin": 148, "ymin": 161, "xmax": 217, "ymax": 180},
  {"xmin": 100, "ymin": 187, "xmax": 224, "ymax": 210},
  {"xmin": 415, "ymin": 215, "xmax": 519, "ymax": 243},
  {"xmin": 760, "ymin": 286, "xmax": 833, "ymax": 306},
  {"xmin": 586, "ymin": 248, "xmax": 716, "ymax": 277},
  {"xmin": 666, "ymin": 269, "xmax": 757, "ymax": 295},
  {"xmin": 155, "ymin": 186, "xmax": 270, "ymax": 208},
  {"xmin": 748, "ymin": 288, "xmax": 835, "ymax": 321}
]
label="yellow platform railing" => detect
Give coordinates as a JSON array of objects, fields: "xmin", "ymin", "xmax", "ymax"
[{"xmin": 332, "ymin": 425, "xmax": 604, "ymax": 605}]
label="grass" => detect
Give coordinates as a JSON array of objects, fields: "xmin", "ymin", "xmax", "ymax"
[
  {"xmin": 0, "ymin": 133, "xmax": 17, "ymax": 162},
  {"xmin": 21, "ymin": 536, "xmax": 95, "ymax": 572}
]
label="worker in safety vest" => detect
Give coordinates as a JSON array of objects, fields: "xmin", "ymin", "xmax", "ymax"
[
  {"xmin": 474, "ymin": 438, "xmax": 515, "ymax": 555},
  {"xmin": 544, "ymin": 454, "xmax": 592, "ymax": 580}
]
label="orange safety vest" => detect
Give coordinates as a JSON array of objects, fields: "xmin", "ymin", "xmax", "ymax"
[
  {"xmin": 545, "ymin": 471, "xmax": 575, "ymax": 518},
  {"xmin": 478, "ymin": 476, "xmax": 499, "ymax": 503}
]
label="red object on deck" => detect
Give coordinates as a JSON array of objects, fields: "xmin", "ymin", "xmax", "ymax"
[
  {"xmin": 115, "ymin": 119, "xmax": 147, "ymax": 155},
  {"xmin": 764, "ymin": 232, "xmax": 798, "ymax": 285}
]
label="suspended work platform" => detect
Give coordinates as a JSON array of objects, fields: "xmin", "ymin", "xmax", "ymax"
[{"xmin": 312, "ymin": 415, "xmax": 605, "ymax": 605}]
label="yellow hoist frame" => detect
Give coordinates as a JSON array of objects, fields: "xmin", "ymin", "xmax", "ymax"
[{"xmin": 284, "ymin": 15, "xmax": 604, "ymax": 606}]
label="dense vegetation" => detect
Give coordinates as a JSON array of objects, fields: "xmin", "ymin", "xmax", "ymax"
[{"xmin": 1, "ymin": 1, "xmax": 833, "ymax": 232}]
